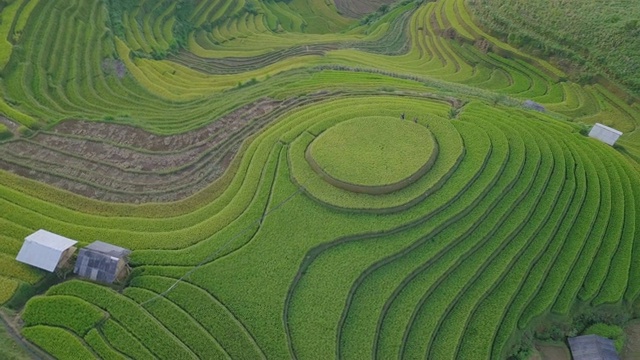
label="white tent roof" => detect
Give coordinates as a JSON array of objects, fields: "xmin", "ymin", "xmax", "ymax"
[
  {"xmin": 16, "ymin": 230, "xmax": 78, "ymax": 272},
  {"xmin": 589, "ymin": 123, "xmax": 623, "ymax": 146},
  {"xmin": 593, "ymin": 123, "xmax": 623, "ymax": 136}
]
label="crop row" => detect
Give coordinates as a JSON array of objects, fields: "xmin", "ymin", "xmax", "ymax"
[
  {"xmin": 490, "ymin": 133, "xmax": 633, "ymax": 358},
  {"xmin": 84, "ymin": 328, "xmax": 126, "ymax": 360},
  {"xmin": 288, "ymin": 99, "xmax": 463, "ymax": 211},
  {"xmin": 2, "ymin": 1, "xmax": 639, "ymax": 358},
  {"xmin": 47, "ymin": 280, "xmax": 197, "ymax": 359},
  {"xmin": 400, "ymin": 109, "xmax": 560, "ymax": 359},
  {"xmin": 1, "ymin": 0, "xmax": 636, "ymax": 143},
  {"xmin": 456, "ymin": 125, "xmax": 578, "ymax": 359},
  {"xmin": 0, "ymin": 96, "xmax": 286, "ymax": 202},
  {"xmin": 14, "ymin": 98, "xmax": 640, "ymax": 360},
  {"xmin": 22, "ymin": 325, "xmax": 94, "ymax": 360},
  {"xmin": 100, "ymin": 319, "xmax": 155, "ymax": 360},
  {"xmin": 288, "ymin": 117, "xmax": 497, "ymax": 357},
  {"xmin": 337, "ymin": 118, "xmax": 519, "ymax": 359},
  {"xmin": 130, "ymin": 275, "xmax": 265, "ymax": 359},
  {"xmin": 125, "ymin": 286, "xmax": 228, "ymax": 359},
  {"xmin": 22, "ymin": 295, "xmax": 105, "ymax": 336},
  {"xmin": 375, "ymin": 114, "xmax": 538, "ymax": 360},
  {"xmin": 0, "ymin": 276, "xmax": 18, "ymax": 304}
]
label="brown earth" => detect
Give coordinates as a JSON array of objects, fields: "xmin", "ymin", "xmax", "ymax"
[
  {"xmin": 532, "ymin": 341, "xmax": 571, "ymax": 360},
  {"xmin": 169, "ymin": 45, "xmax": 338, "ymax": 75},
  {"xmin": 0, "ymin": 89, "xmax": 454, "ymax": 203},
  {"xmin": 0, "ymin": 91, "xmax": 343, "ymax": 203},
  {"xmin": 622, "ymin": 320, "xmax": 640, "ymax": 359},
  {"xmin": 0, "ymin": 116, "xmax": 20, "ymax": 136},
  {"xmin": 0, "ymin": 98, "xmax": 281, "ymax": 203}
]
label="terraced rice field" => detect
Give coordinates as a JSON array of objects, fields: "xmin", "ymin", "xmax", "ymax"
[{"xmin": 0, "ymin": 0, "xmax": 639, "ymax": 359}]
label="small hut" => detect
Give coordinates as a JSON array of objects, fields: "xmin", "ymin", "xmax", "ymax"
[
  {"xmin": 568, "ymin": 334, "xmax": 619, "ymax": 360},
  {"xmin": 15, "ymin": 230, "xmax": 78, "ymax": 272},
  {"xmin": 589, "ymin": 123, "xmax": 622, "ymax": 146},
  {"xmin": 73, "ymin": 241, "xmax": 131, "ymax": 284},
  {"xmin": 523, "ymin": 100, "xmax": 546, "ymax": 112}
]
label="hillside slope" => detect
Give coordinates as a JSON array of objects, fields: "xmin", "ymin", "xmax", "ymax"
[
  {"xmin": 0, "ymin": 0, "xmax": 638, "ymax": 359},
  {"xmin": 468, "ymin": 0, "xmax": 640, "ymax": 95}
]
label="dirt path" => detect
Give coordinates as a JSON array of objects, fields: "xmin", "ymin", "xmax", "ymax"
[
  {"xmin": 533, "ymin": 341, "xmax": 571, "ymax": 360},
  {"xmin": 0, "ymin": 310, "xmax": 51, "ymax": 360},
  {"xmin": 622, "ymin": 320, "xmax": 640, "ymax": 359}
]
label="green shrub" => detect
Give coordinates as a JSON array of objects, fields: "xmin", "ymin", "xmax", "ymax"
[
  {"xmin": 0, "ymin": 124, "xmax": 11, "ymax": 140},
  {"xmin": 583, "ymin": 323, "xmax": 625, "ymax": 352},
  {"xmin": 16, "ymin": 125, "xmax": 33, "ymax": 137}
]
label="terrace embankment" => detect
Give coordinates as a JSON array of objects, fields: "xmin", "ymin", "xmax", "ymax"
[
  {"xmin": 0, "ymin": 90, "xmax": 463, "ymax": 204},
  {"xmin": 0, "ymin": 98, "xmax": 283, "ymax": 203},
  {"xmin": 334, "ymin": 0, "xmax": 398, "ymax": 18},
  {"xmin": 169, "ymin": 45, "xmax": 339, "ymax": 75},
  {"xmin": 307, "ymin": 116, "xmax": 437, "ymax": 194}
]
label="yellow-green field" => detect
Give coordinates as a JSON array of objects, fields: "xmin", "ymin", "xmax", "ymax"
[{"xmin": 0, "ymin": 0, "xmax": 639, "ymax": 359}]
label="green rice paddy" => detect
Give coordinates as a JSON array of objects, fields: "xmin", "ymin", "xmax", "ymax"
[
  {"xmin": 0, "ymin": 0, "xmax": 638, "ymax": 359},
  {"xmin": 308, "ymin": 116, "xmax": 435, "ymax": 189}
]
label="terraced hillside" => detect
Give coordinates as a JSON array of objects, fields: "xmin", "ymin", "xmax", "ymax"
[
  {"xmin": 0, "ymin": 0, "xmax": 639, "ymax": 359},
  {"xmin": 468, "ymin": 0, "xmax": 640, "ymax": 96}
]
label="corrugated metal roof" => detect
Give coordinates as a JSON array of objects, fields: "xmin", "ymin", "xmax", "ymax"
[
  {"xmin": 73, "ymin": 241, "xmax": 130, "ymax": 284},
  {"xmin": 74, "ymin": 249, "xmax": 123, "ymax": 284},
  {"xmin": 568, "ymin": 334, "xmax": 620, "ymax": 360},
  {"xmin": 25, "ymin": 229, "xmax": 78, "ymax": 251},
  {"xmin": 589, "ymin": 123, "xmax": 623, "ymax": 146},
  {"xmin": 84, "ymin": 241, "xmax": 130, "ymax": 258},
  {"xmin": 16, "ymin": 230, "xmax": 78, "ymax": 272}
]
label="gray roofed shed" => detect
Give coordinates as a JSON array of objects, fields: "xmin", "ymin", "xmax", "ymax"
[
  {"xmin": 73, "ymin": 241, "xmax": 131, "ymax": 284},
  {"xmin": 568, "ymin": 334, "xmax": 619, "ymax": 360}
]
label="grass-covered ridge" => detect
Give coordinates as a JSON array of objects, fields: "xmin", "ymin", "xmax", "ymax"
[{"xmin": 0, "ymin": 0, "xmax": 638, "ymax": 359}]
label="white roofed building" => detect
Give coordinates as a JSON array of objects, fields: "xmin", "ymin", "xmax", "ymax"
[
  {"xmin": 589, "ymin": 123, "xmax": 622, "ymax": 146},
  {"xmin": 16, "ymin": 230, "xmax": 78, "ymax": 272}
]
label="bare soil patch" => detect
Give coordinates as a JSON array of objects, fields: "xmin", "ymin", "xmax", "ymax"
[
  {"xmin": 533, "ymin": 341, "xmax": 571, "ymax": 360},
  {"xmin": 622, "ymin": 320, "xmax": 640, "ymax": 359},
  {"xmin": 0, "ymin": 91, "xmax": 340, "ymax": 203},
  {"xmin": 0, "ymin": 116, "xmax": 20, "ymax": 136},
  {"xmin": 0, "ymin": 98, "xmax": 281, "ymax": 202},
  {"xmin": 169, "ymin": 45, "xmax": 338, "ymax": 75}
]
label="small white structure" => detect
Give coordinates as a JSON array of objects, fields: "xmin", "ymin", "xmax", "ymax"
[
  {"xmin": 16, "ymin": 230, "xmax": 78, "ymax": 272},
  {"xmin": 589, "ymin": 123, "xmax": 622, "ymax": 146}
]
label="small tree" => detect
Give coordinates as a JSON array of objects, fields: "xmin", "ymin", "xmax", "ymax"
[{"xmin": 0, "ymin": 124, "xmax": 12, "ymax": 140}]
